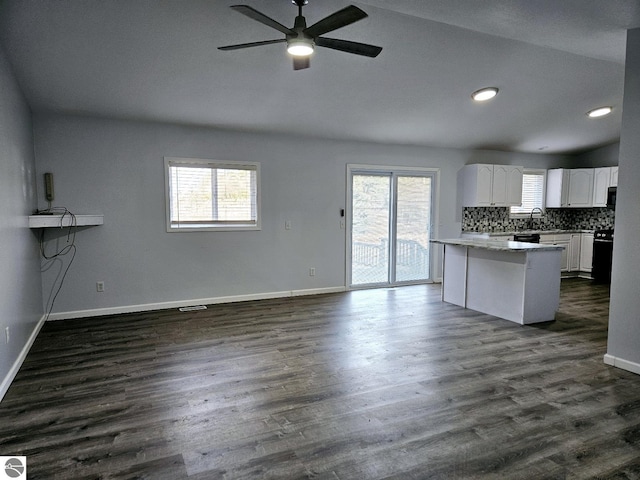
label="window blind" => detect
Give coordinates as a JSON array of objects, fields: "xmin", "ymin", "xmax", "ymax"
[
  {"xmin": 511, "ymin": 171, "xmax": 545, "ymax": 215},
  {"xmin": 166, "ymin": 159, "xmax": 259, "ymax": 231}
]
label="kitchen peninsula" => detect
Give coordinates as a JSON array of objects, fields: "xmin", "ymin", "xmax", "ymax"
[{"xmin": 433, "ymin": 238, "xmax": 564, "ymax": 325}]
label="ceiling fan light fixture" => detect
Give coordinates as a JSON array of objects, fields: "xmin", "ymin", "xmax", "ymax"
[
  {"xmin": 587, "ymin": 106, "xmax": 613, "ymax": 118},
  {"xmin": 471, "ymin": 87, "xmax": 499, "ymax": 102},
  {"xmin": 287, "ymin": 40, "xmax": 314, "ymax": 57}
]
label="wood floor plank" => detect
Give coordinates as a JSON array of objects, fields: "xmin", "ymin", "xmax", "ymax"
[{"xmin": 2, "ymin": 279, "xmax": 640, "ymax": 479}]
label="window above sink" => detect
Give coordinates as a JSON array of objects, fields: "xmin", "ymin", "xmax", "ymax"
[{"xmin": 510, "ymin": 169, "xmax": 546, "ymax": 218}]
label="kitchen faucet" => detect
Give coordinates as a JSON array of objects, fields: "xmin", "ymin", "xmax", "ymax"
[{"xmin": 528, "ymin": 207, "xmax": 544, "ymax": 230}]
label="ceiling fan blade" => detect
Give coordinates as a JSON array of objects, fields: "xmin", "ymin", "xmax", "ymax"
[
  {"xmin": 293, "ymin": 57, "xmax": 310, "ymax": 70},
  {"xmin": 230, "ymin": 5, "xmax": 294, "ymax": 35},
  {"xmin": 218, "ymin": 38, "xmax": 287, "ymax": 51},
  {"xmin": 315, "ymin": 37, "xmax": 382, "ymax": 57},
  {"xmin": 304, "ymin": 5, "xmax": 368, "ymax": 38}
]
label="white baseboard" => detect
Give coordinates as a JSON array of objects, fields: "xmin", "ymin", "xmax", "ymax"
[
  {"xmin": 603, "ymin": 353, "xmax": 640, "ymax": 375},
  {"xmin": 45, "ymin": 286, "xmax": 347, "ymax": 321},
  {"xmin": 0, "ymin": 314, "xmax": 47, "ymax": 403}
]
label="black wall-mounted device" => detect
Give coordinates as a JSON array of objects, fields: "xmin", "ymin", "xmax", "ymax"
[{"xmin": 44, "ymin": 173, "xmax": 54, "ymax": 202}]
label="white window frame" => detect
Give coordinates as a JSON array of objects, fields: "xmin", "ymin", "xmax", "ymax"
[
  {"xmin": 164, "ymin": 157, "xmax": 261, "ymax": 232},
  {"xmin": 510, "ymin": 168, "xmax": 546, "ymax": 218}
]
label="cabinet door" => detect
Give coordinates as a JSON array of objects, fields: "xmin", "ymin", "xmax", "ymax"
[
  {"xmin": 545, "ymin": 169, "xmax": 564, "ymax": 208},
  {"xmin": 491, "ymin": 165, "xmax": 523, "ymax": 207},
  {"xmin": 561, "ymin": 170, "xmax": 570, "ymax": 206},
  {"xmin": 490, "ymin": 165, "xmax": 507, "ymax": 206},
  {"xmin": 567, "ymin": 169, "xmax": 594, "ymax": 207},
  {"xmin": 557, "ymin": 240, "xmax": 570, "ymax": 272},
  {"xmin": 476, "ymin": 164, "xmax": 494, "ymax": 206},
  {"xmin": 611, "ymin": 167, "xmax": 619, "ymax": 187},
  {"xmin": 505, "ymin": 166, "xmax": 523, "ymax": 206},
  {"xmin": 580, "ymin": 234, "xmax": 594, "ymax": 272},
  {"xmin": 592, "ymin": 167, "xmax": 611, "ymax": 207},
  {"xmin": 540, "ymin": 235, "xmax": 566, "ymax": 272},
  {"xmin": 569, "ymin": 234, "xmax": 581, "ymax": 271}
]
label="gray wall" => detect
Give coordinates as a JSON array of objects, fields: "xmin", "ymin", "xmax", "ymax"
[
  {"xmin": 574, "ymin": 142, "xmax": 620, "ymax": 168},
  {"xmin": 607, "ymin": 28, "xmax": 640, "ymax": 370},
  {"xmin": 0, "ymin": 47, "xmax": 43, "ymax": 398},
  {"xmin": 32, "ymin": 113, "xmax": 568, "ymax": 317}
]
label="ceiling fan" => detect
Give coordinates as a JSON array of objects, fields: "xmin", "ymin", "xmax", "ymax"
[{"xmin": 218, "ymin": 0, "xmax": 383, "ymax": 70}]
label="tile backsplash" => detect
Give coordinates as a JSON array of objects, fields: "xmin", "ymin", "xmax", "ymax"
[{"xmin": 462, "ymin": 207, "xmax": 615, "ymax": 233}]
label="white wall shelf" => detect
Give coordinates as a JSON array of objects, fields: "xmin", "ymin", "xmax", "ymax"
[{"xmin": 28, "ymin": 214, "xmax": 104, "ymax": 228}]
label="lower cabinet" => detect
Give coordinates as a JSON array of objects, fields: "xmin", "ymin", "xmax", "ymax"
[
  {"xmin": 580, "ymin": 233, "xmax": 594, "ymax": 273},
  {"xmin": 481, "ymin": 232, "xmax": 594, "ymax": 276},
  {"xmin": 541, "ymin": 234, "xmax": 568, "ymax": 272},
  {"xmin": 540, "ymin": 233, "xmax": 589, "ymax": 274},
  {"xmin": 570, "ymin": 234, "xmax": 581, "ymax": 271}
]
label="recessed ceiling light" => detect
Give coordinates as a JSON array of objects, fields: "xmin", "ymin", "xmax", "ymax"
[
  {"xmin": 471, "ymin": 87, "xmax": 499, "ymax": 102},
  {"xmin": 587, "ymin": 106, "xmax": 613, "ymax": 118}
]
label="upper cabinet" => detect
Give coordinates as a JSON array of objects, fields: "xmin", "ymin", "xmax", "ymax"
[
  {"xmin": 459, "ymin": 164, "xmax": 523, "ymax": 207},
  {"xmin": 592, "ymin": 167, "xmax": 618, "ymax": 207},
  {"xmin": 611, "ymin": 166, "xmax": 619, "ymax": 187},
  {"xmin": 546, "ymin": 168, "xmax": 594, "ymax": 208}
]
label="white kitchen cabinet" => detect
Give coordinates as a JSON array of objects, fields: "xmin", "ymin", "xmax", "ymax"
[
  {"xmin": 546, "ymin": 169, "xmax": 566, "ymax": 207},
  {"xmin": 556, "ymin": 236, "xmax": 571, "ymax": 272},
  {"xmin": 540, "ymin": 232, "xmax": 594, "ymax": 274},
  {"xmin": 459, "ymin": 164, "xmax": 523, "ymax": 207},
  {"xmin": 580, "ymin": 233, "xmax": 594, "ymax": 273},
  {"xmin": 540, "ymin": 233, "xmax": 571, "ymax": 272},
  {"xmin": 568, "ymin": 169, "xmax": 594, "ymax": 207},
  {"xmin": 592, "ymin": 167, "xmax": 619, "ymax": 207},
  {"xmin": 546, "ymin": 168, "xmax": 594, "ymax": 208},
  {"xmin": 492, "ymin": 165, "xmax": 523, "ymax": 206},
  {"xmin": 592, "ymin": 167, "xmax": 612, "ymax": 206},
  {"xmin": 569, "ymin": 234, "xmax": 581, "ymax": 271}
]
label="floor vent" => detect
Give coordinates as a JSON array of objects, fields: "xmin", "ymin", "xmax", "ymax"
[{"xmin": 178, "ymin": 305, "xmax": 207, "ymax": 312}]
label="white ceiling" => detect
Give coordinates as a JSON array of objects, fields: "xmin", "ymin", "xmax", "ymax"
[{"xmin": 1, "ymin": 0, "xmax": 639, "ymax": 154}]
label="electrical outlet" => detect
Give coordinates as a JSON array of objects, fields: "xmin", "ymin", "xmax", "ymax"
[
  {"xmin": 309, "ymin": 267, "xmax": 316, "ymax": 276},
  {"xmin": 340, "ymin": 219, "xmax": 345, "ymax": 229},
  {"xmin": 285, "ymin": 220, "xmax": 292, "ymax": 230},
  {"xmin": 96, "ymin": 281, "xmax": 105, "ymax": 292},
  {"xmin": 5, "ymin": 326, "xmax": 9, "ymax": 344}
]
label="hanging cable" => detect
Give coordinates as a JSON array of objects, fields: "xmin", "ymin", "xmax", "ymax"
[{"xmin": 38, "ymin": 207, "xmax": 78, "ymax": 321}]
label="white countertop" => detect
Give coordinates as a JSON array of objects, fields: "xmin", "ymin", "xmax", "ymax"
[
  {"xmin": 461, "ymin": 229, "xmax": 595, "ymax": 237},
  {"xmin": 432, "ymin": 238, "xmax": 565, "ymax": 252}
]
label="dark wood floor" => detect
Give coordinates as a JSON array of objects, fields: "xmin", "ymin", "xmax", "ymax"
[{"xmin": 2, "ymin": 279, "xmax": 640, "ymax": 479}]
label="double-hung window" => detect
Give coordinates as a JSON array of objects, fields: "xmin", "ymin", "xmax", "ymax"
[
  {"xmin": 165, "ymin": 157, "xmax": 260, "ymax": 231},
  {"xmin": 510, "ymin": 169, "xmax": 546, "ymax": 216}
]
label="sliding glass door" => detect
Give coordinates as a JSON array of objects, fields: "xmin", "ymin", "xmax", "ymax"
[{"xmin": 349, "ymin": 167, "xmax": 436, "ymax": 288}]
